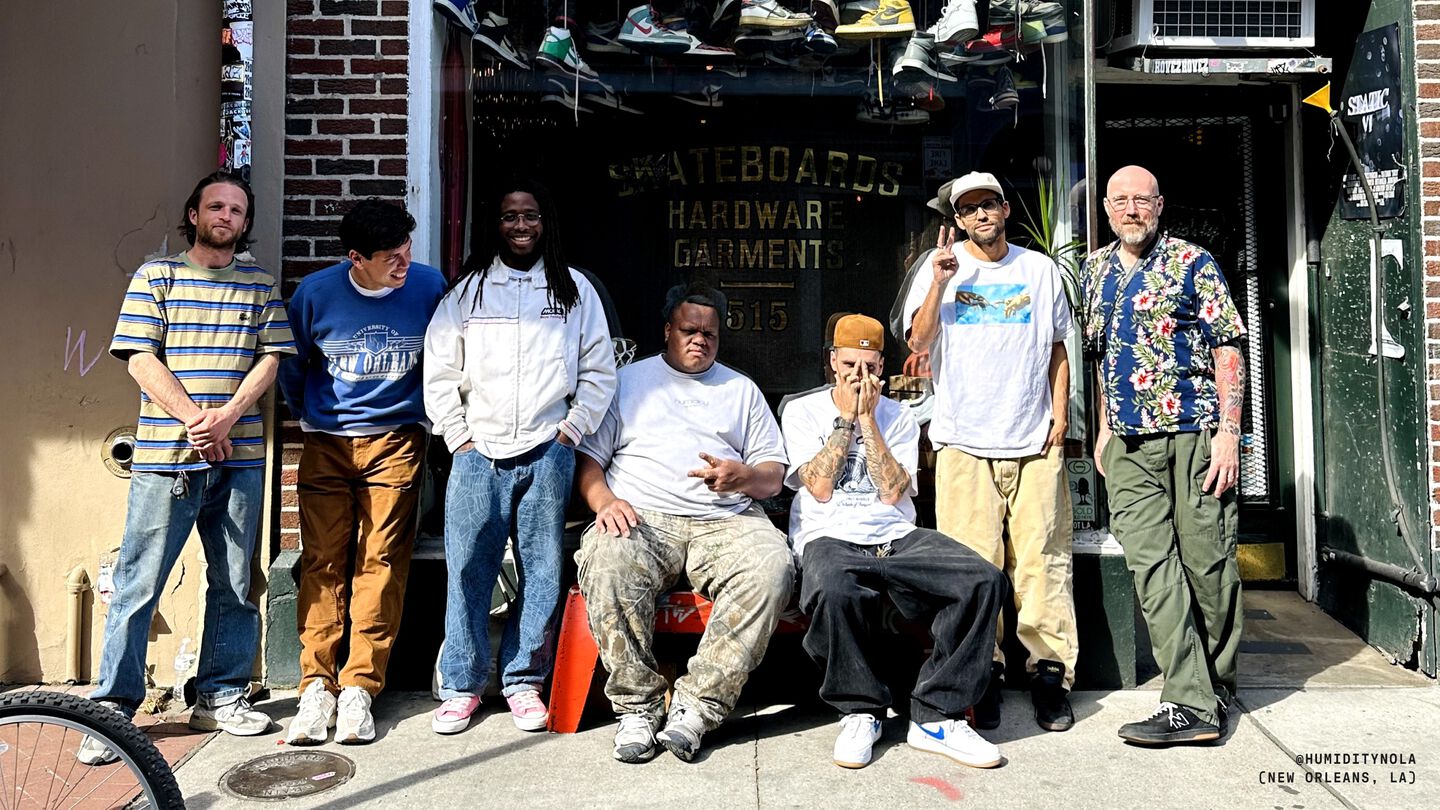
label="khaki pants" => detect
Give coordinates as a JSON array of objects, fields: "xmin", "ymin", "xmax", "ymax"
[
  {"xmin": 296, "ymin": 427, "xmax": 426, "ymax": 695},
  {"xmin": 935, "ymin": 446, "xmax": 1078, "ymax": 688},
  {"xmin": 576, "ymin": 505, "xmax": 795, "ymax": 729},
  {"xmin": 1102, "ymin": 431, "xmax": 1241, "ymax": 725}
]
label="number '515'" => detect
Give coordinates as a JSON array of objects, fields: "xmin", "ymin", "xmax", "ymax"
[{"xmin": 726, "ymin": 299, "xmax": 789, "ymax": 332}]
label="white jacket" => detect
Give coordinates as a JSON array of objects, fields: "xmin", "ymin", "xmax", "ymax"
[{"xmin": 423, "ymin": 257, "xmax": 617, "ymax": 459}]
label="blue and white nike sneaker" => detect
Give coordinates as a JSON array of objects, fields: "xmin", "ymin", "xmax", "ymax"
[{"xmin": 907, "ymin": 718, "xmax": 1002, "ymax": 768}]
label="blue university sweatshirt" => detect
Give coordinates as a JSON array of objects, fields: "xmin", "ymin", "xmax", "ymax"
[{"xmin": 278, "ymin": 261, "xmax": 447, "ymax": 434}]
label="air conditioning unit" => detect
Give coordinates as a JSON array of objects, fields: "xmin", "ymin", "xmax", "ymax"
[{"xmin": 1108, "ymin": 0, "xmax": 1315, "ymax": 52}]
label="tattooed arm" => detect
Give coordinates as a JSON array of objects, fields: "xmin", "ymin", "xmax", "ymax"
[
  {"xmin": 1203, "ymin": 344, "xmax": 1246, "ymax": 497},
  {"xmin": 797, "ymin": 425, "xmax": 852, "ymax": 503},
  {"xmin": 859, "ymin": 415, "xmax": 912, "ymax": 506}
]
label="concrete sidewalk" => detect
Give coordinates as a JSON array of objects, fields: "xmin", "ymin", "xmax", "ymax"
[{"xmin": 173, "ymin": 593, "xmax": 1438, "ymax": 809}]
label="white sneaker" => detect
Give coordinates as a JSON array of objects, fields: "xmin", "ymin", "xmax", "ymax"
[
  {"xmin": 927, "ymin": 0, "xmax": 979, "ymax": 45},
  {"xmin": 740, "ymin": 0, "xmax": 814, "ymax": 29},
  {"xmin": 77, "ymin": 701, "xmax": 124, "ymax": 765},
  {"xmin": 285, "ymin": 681, "xmax": 336, "ymax": 746},
  {"xmin": 336, "ymin": 686, "xmax": 376, "ymax": 744},
  {"xmin": 833, "ymin": 713, "xmax": 882, "ymax": 768},
  {"xmin": 612, "ymin": 712, "xmax": 660, "ymax": 763},
  {"xmin": 189, "ymin": 697, "xmax": 273, "ymax": 736},
  {"xmin": 907, "ymin": 718, "xmax": 1001, "ymax": 768}
]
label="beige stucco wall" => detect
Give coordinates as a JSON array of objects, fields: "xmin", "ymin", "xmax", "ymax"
[{"xmin": 0, "ymin": 3, "xmax": 223, "ymax": 684}]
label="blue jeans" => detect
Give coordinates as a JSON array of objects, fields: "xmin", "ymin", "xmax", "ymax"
[
  {"xmin": 438, "ymin": 440, "xmax": 573, "ymax": 699},
  {"xmin": 91, "ymin": 467, "xmax": 264, "ymax": 713}
]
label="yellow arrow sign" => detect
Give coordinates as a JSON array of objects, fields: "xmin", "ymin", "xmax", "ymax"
[{"xmin": 1302, "ymin": 83, "xmax": 1333, "ymax": 114}]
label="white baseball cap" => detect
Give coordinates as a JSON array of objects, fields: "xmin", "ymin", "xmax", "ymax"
[{"xmin": 947, "ymin": 171, "xmax": 1005, "ymax": 206}]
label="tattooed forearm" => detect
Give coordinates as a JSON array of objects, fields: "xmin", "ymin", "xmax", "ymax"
[
  {"xmin": 1215, "ymin": 345, "xmax": 1245, "ymax": 436},
  {"xmin": 859, "ymin": 418, "xmax": 911, "ymax": 505},
  {"xmin": 798, "ymin": 426, "xmax": 852, "ymax": 502}
]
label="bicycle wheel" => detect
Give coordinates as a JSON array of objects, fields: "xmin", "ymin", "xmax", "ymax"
[{"xmin": 0, "ymin": 690, "xmax": 185, "ymax": 810}]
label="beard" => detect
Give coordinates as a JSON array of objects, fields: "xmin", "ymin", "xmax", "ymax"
[
  {"xmin": 967, "ymin": 222, "xmax": 1005, "ymax": 247},
  {"xmin": 1115, "ymin": 218, "xmax": 1156, "ymax": 247},
  {"xmin": 196, "ymin": 223, "xmax": 241, "ymax": 251}
]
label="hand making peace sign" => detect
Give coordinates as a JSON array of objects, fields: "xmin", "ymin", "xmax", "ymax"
[{"xmin": 931, "ymin": 225, "xmax": 959, "ymax": 284}]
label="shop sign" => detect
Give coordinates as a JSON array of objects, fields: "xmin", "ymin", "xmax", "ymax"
[
  {"xmin": 1067, "ymin": 458, "xmax": 1097, "ymax": 530},
  {"xmin": 922, "ymin": 136, "xmax": 952, "ymax": 180}
]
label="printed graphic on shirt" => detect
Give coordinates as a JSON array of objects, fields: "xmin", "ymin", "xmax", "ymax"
[
  {"xmin": 319, "ymin": 324, "xmax": 424, "ymax": 382},
  {"xmin": 953, "ymin": 283, "xmax": 1033, "ymax": 325}
]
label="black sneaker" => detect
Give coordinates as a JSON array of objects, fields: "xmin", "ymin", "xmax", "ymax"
[
  {"xmin": 971, "ymin": 662, "xmax": 1004, "ymax": 731},
  {"xmin": 1117, "ymin": 702, "xmax": 1220, "ymax": 745},
  {"xmin": 1030, "ymin": 660, "xmax": 1073, "ymax": 732}
]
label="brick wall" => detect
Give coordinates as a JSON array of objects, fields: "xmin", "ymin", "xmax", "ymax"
[
  {"xmin": 280, "ymin": 0, "xmax": 413, "ymax": 549},
  {"xmin": 1419, "ymin": 1, "xmax": 1440, "ymax": 551}
]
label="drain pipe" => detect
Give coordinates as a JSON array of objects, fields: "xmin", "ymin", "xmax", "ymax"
[
  {"xmin": 65, "ymin": 565, "xmax": 91, "ymax": 683},
  {"xmin": 1320, "ymin": 546, "xmax": 1440, "ymax": 595}
]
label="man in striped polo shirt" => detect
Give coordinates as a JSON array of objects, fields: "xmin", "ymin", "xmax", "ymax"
[{"xmin": 81, "ymin": 171, "xmax": 295, "ymax": 764}]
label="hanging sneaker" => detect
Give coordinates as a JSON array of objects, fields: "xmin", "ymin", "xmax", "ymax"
[
  {"xmin": 432, "ymin": 695, "xmax": 481, "ymax": 734},
  {"xmin": 585, "ymin": 89, "xmax": 645, "ymax": 114},
  {"xmin": 958, "ymin": 36, "xmax": 1013, "ymax": 65},
  {"xmin": 840, "ymin": 0, "xmax": 877, "ymax": 25},
  {"xmin": 619, "ymin": 4, "xmax": 694, "ymax": 55},
  {"xmin": 335, "ymin": 686, "xmax": 376, "ymax": 744},
  {"xmin": 810, "ymin": 0, "xmax": 841, "ymax": 31},
  {"xmin": 1030, "ymin": 660, "xmax": 1074, "ymax": 732},
  {"xmin": 833, "ymin": 713, "xmax": 883, "ymax": 769},
  {"xmin": 434, "ymin": 0, "xmax": 479, "ymax": 34},
  {"xmin": 907, "ymin": 718, "xmax": 1002, "ymax": 768},
  {"xmin": 733, "ymin": 27, "xmax": 803, "ymax": 56},
  {"xmin": 543, "ymin": 79, "xmax": 597, "ymax": 113},
  {"xmin": 712, "ymin": 0, "xmax": 743, "ymax": 27},
  {"xmin": 856, "ymin": 95, "xmax": 929, "ymax": 124},
  {"xmin": 656, "ymin": 704, "xmax": 708, "ymax": 762},
  {"xmin": 536, "ymin": 27, "xmax": 600, "ymax": 82},
  {"xmin": 586, "ymin": 21, "xmax": 633, "ymax": 54},
  {"xmin": 740, "ymin": 0, "xmax": 813, "ymax": 29},
  {"xmin": 893, "ymin": 31, "xmax": 957, "ymax": 81},
  {"xmin": 474, "ymin": 11, "xmax": 530, "ymax": 70},
  {"xmin": 896, "ymin": 76, "xmax": 945, "ymax": 111},
  {"xmin": 987, "ymin": 0, "xmax": 1018, "ymax": 25},
  {"xmin": 988, "ymin": 65, "xmax": 1018, "ymax": 111},
  {"xmin": 1117, "ymin": 702, "xmax": 1221, "ymax": 745},
  {"xmin": 613, "ymin": 712, "xmax": 661, "ymax": 763},
  {"xmin": 189, "ymin": 697, "xmax": 272, "ymax": 736},
  {"xmin": 676, "ymin": 84, "xmax": 725, "ymax": 107},
  {"xmin": 803, "ymin": 22, "xmax": 839, "ymax": 54},
  {"xmin": 285, "ymin": 680, "xmax": 336, "ymax": 746},
  {"xmin": 927, "ymin": 0, "xmax": 979, "ymax": 45},
  {"xmin": 682, "ymin": 34, "xmax": 737, "ymax": 59},
  {"xmin": 835, "ymin": 0, "xmax": 915, "ymax": 39},
  {"xmin": 978, "ymin": 23, "xmax": 1019, "ymax": 48},
  {"xmin": 77, "ymin": 701, "xmax": 125, "ymax": 765}
]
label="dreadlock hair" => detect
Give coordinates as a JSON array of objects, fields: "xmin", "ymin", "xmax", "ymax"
[{"xmin": 451, "ymin": 177, "xmax": 580, "ymax": 314}]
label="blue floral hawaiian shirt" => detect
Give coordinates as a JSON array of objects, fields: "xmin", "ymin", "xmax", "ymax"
[{"xmin": 1079, "ymin": 235, "xmax": 1246, "ymax": 435}]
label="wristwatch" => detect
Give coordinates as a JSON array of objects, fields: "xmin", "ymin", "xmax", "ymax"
[{"xmin": 833, "ymin": 417, "xmax": 854, "ymax": 432}]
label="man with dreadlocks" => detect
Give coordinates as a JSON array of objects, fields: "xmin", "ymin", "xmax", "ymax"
[{"xmin": 424, "ymin": 178, "xmax": 617, "ymax": 735}]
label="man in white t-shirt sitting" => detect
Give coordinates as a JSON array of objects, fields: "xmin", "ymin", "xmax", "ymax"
[
  {"xmin": 784, "ymin": 314, "xmax": 1007, "ymax": 770},
  {"xmin": 905, "ymin": 171, "xmax": 1078, "ymax": 733},
  {"xmin": 575, "ymin": 283, "xmax": 794, "ymax": 765}
]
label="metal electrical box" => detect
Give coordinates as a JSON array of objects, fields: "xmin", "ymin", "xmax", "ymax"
[{"xmin": 1108, "ymin": 0, "xmax": 1316, "ymax": 51}]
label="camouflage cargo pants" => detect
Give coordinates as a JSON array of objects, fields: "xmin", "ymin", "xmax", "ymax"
[{"xmin": 576, "ymin": 504, "xmax": 795, "ymax": 729}]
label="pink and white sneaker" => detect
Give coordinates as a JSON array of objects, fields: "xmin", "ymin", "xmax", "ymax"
[
  {"xmin": 432, "ymin": 696, "xmax": 481, "ymax": 734},
  {"xmin": 506, "ymin": 689, "xmax": 549, "ymax": 731}
]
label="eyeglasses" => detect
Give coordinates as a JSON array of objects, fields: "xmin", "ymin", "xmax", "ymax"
[
  {"xmin": 955, "ymin": 198, "xmax": 1004, "ymax": 219},
  {"xmin": 1105, "ymin": 195, "xmax": 1160, "ymax": 211},
  {"xmin": 499, "ymin": 212, "xmax": 542, "ymax": 224}
]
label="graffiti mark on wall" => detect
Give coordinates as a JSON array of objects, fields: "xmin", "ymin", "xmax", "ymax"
[{"xmin": 64, "ymin": 327, "xmax": 105, "ymax": 377}]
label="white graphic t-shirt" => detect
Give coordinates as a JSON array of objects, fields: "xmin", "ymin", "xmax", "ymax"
[{"xmin": 782, "ymin": 388, "xmax": 919, "ymax": 556}]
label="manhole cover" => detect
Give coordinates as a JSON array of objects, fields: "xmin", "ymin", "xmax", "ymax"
[{"xmin": 220, "ymin": 750, "xmax": 356, "ymax": 800}]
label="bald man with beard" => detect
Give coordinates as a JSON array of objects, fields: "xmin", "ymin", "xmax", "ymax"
[{"xmin": 1079, "ymin": 165, "xmax": 1247, "ymax": 746}]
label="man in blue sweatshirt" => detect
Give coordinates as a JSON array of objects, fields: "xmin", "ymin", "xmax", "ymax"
[{"xmin": 277, "ymin": 199, "xmax": 446, "ymax": 745}]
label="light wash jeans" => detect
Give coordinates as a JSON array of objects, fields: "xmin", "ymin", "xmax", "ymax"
[
  {"xmin": 438, "ymin": 440, "xmax": 573, "ymax": 699},
  {"xmin": 91, "ymin": 466, "xmax": 263, "ymax": 713}
]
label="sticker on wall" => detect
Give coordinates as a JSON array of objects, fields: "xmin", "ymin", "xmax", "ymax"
[
  {"xmin": 1066, "ymin": 459, "xmax": 1096, "ymax": 531},
  {"xmin": 1340, "ymin": 23, "xmax": 1405, "ymax": 220}
]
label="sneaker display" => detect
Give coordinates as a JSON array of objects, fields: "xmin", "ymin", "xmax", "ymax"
[
  {"xmin": 856, "ymin": 96, "xmax": 929, "ymax": 124},
  {"xmin": 1021, "ymin": 11, "xmax": 1067, "ymax": 44},
  {"xmin": 474, "ymin": 11, "xmax": 529, "ymax": 70},
  {"xmin": 335, "ymin": 686, "xmax": 375, "ymax": 744},
  {"xmin": 988, "ymin": 65, "xmax": 1018, "ymax": 111},
  {"xmin": 432, "ymin": 695, "xmax": 481, "ymax": 734},
  {"xmin": 733, "ymin": 27, "xmax": 803, "ymax": 56},
  {"xmin": 506, "ymin": 688, "xmax": 548, "ymax": 732},
  {"xmin": 978, "ymin": 23, "xmax": 1019, "ymax": 49},
  {"xmin": 896, "ymin": 76, "xmax": 945, "ymax": 111},
  {"xmin": 655, "ymin": 705, "xmax": 707, "ymax": 762},
  {"xmin": 833, "ymin": 713, "xmax": 882, "ymax": 769},
  {"xmin": 536, "ymin": 26, "xmax": 600, "ymax": 82},
  {"xmin": 586, "ymin": 21, "xmax": 632, "ymax": 54},
  {"xmin": 893, "ymin": 32, "xmax": 957, "ymax": 81},
  {"xmin": 810, "ymin": 0, "xmax": 841, "ymax": 31},
  {"xmin": 1030, "ymin": 660, "xmax": 1074, "ymax": 732},
  {"xmin": 682, "ymin": 35, "xmax": 737, "ymax": 59},
  {"xmin": 434, "ymin": 0, "xmax": 479, "ymax": 34},
  {"xmin": 676, "ymin": 84, "xmax": 724, "ymax": 107},
  {"xmin": 285, "ymin": 680, "xmax": 336, "ymax": 746},
  {"xmin": 613, "ymin": 712, "xmax": 661, "ymax": 763},
  {"xmin": 803, "ymin": 22, "xmax": 839, "ymax": 54},
  {"xmin": 840, "ymin": 0, "xmax": 877, "ymax": 25},
  {"xmin": 619, "ymin": 4, "xmax": 694, "ymax": 56},
  {"xmin": 835, "ymin": 0, "xmax": 914, "ymax": 38},
  {"xmin": 957, "ymin": 36, "xmax": 1013, "ymax": 65},
  {"xmin": 189, "ymin": 697, "xmax": 272, "ymax": 736},
  {"xmin": 907, "ymin": 718, "xmax": 1002, "ymax": 769},
  {"xmin": 77, "ymin": 701, "xmax": 125, "ymax": 766},
  {"xmin": 972, "ymin": 661, "xmax": 1003, "ymax": 730},
  {"xmin": 1118, "ymin": 702, "xmax": 1221, "ymax": 745},
  {"xmin": 927, "ymin": 0, "xmax": 978, "ymax": 45},
  {"xmin": 740, "ymin": 0, "xmax": 813, "ymax": 29}
]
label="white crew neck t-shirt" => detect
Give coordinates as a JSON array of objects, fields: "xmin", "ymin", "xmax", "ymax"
[
  {"xmin": 578, "ymin": 354, "xmax": 788, "ymax": 520},
  {"xmin": 781, "ymin": 388, "xmax": 920, "ymax": 556},
  {"xmin": 904, "ymin": 243, "xmax": 1073, "ymax": 458}
]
